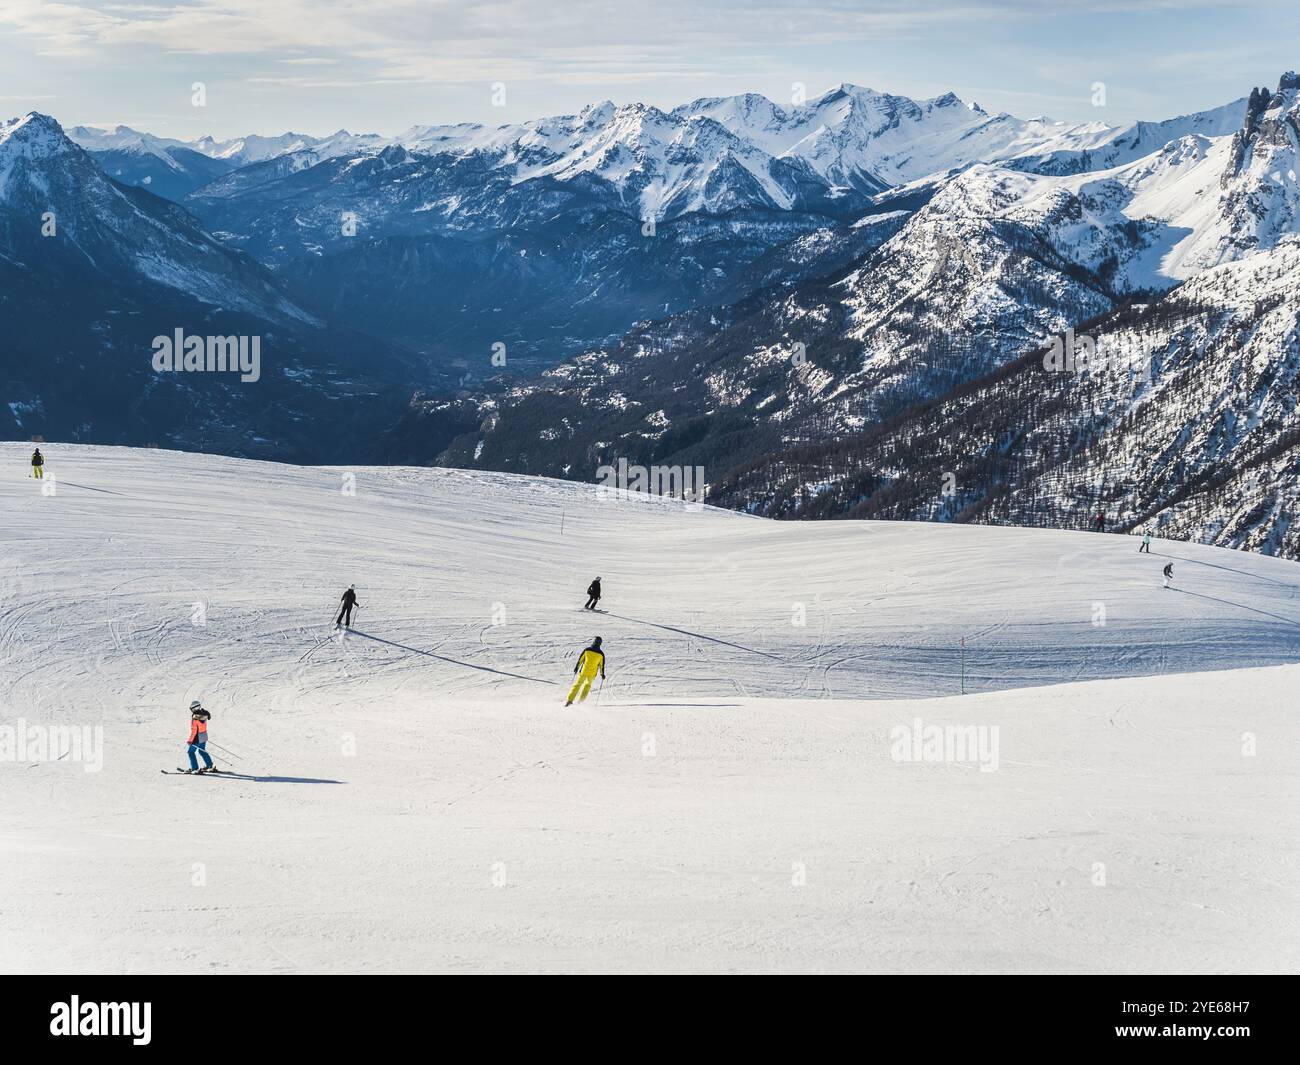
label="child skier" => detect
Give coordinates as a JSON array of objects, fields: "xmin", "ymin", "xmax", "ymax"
[
  {"xmin": 565, "ymin": 636, "xmax": 606, "ymax": 706},
  {"xmin": 1139, "ymin": 529, "xmax": 1152, "ymax": 553},
  {"xmin": 584, "ymin": 577, "xmax": 601, "ymax": 611},
  {"xmin": 336, "ymin": 585, "xmax": 360, "ymax": 628},
  {"xmin": 31, "ymin": 448, "xmax": 43, "ymax": 479},
  {"xmin": 185, "ymin": 700, "xmax": 214, "ymax": 774},
  {"xmin": 1163, "ymin": 562, "xmax": 1174, "ymax": 588}
]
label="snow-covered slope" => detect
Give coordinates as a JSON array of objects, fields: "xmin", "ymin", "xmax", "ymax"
[
  {"xmin": 1011, "ymin": 97, "xmax": 1247, "ymax": 175},
  {"xmin": 677, "ymin": 85, "xmax": 1108, "ymax": 189},
  {"xmin": 1, "ymin": 445, "xmax": 1297, "ymax": 973},
  {"xmin": 929, "ymin": 78, "xmax": 1300, "ymax": 294},
  {"xmin": 68, "ymin": 124, "xmax": 195, "ymax": 164}
]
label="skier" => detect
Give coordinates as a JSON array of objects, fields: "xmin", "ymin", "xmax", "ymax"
[
  {"xmin": 565, "ymin": 636, "xmax": 606, "ymax": 706},
  {"xmin": 1163, "ymin": 562, "xmax": 1174, "ymax": 589},
  {"xmin": 335, "ymin": 585, "xmax": 360, "ymax": 628},
  {"xmin": 1093, "ymin": 509, "xmax": 1106, "ymax": 532},
  {"xmin": 584, "ymin": 577, "xmax": 602, "ymax": 611},
  {"xmin": 31, "ymin": 448, "xmax": 43, "ymax": 480},
  {"xmin": 184, "ymin": 700, "xmax": 214, "ymax": 774},
  {"xmin": 1139, "ymin": 529, "xmax": 1152, "ymax": 553}
]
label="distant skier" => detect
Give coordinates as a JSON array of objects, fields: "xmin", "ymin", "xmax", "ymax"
[
  {"xmin": 1163, "ymin": 562, "xmax": 1174, "ymax": 589},
  {"xmin": 1138, "ymin": 529, "xmax": 1152, "ymax": 553},
  {"xmin": 565, "ymin": 636, "xmax": 606, "ymax": 706},
  {"xmin": 184, "ymin": 700, "xmax": 214, "ymax": 774},
  {"xmin": 31, "ymin": 448, "xmax": 43, "ymax": 479},
  {"xmin": 583, "ymin": 577, "xmax": 602, "ymax": 611},
  {"xmin": 1093, "ymin": 509, "xmax": 1106, "ymax": 532},
  {"xmin": 336, "ymin": 585, "xmax": 360, "ymax": 628}
]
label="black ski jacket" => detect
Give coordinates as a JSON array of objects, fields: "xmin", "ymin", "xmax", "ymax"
[{"xmin": 587, "ymin": 580, "xmax": 601, "ymax": 598}]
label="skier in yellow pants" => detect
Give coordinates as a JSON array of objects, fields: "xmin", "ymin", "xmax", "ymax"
[
  {"xmin": 31, "ymin": 448, "xmax": 43, "ymax": 479},
  {"xmin": 565, "ymin": 636, "xmax": 605, "ymax": 706}
]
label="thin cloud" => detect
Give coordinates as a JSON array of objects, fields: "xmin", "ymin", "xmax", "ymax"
[{"xmin": 3, "ymin": 1, "xmax": 1293, "ymax": 135}]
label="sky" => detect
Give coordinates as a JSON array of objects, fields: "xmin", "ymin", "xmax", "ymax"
[{"xmin": 1, "ymin": 0, "xmax": 1297, "ymax": 139}]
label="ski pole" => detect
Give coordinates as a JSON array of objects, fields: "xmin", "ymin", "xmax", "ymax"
[
  {"xmin": 596, "ymin": 676, "xmax": 606, "ymax": 706},
  {"xmin": 203, "ymin": 741, "xmax": 241, "ymax": 762}
]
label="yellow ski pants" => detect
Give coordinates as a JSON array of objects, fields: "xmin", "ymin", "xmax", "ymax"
[{"xmin": 566, "ymin": 674, "xmax": 596, "ymax": 704}]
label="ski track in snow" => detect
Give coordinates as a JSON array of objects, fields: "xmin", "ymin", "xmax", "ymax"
[{"xmin": 1, "ymin": 444, "xmax": 1298, "ymax": 974}]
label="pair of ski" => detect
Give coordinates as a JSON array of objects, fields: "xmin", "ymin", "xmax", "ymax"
[{"xmin": 160, "ymin": 768, "xmax": 223, "ymax": 776}]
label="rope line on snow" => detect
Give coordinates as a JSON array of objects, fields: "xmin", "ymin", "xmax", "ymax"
[
  {"xmin": 348, "ymin": 630, "xmax": 560, "ymax": 684},
  {"xmin": 598, "ymin": 612, "xmax": 784, "ymax": 660}
]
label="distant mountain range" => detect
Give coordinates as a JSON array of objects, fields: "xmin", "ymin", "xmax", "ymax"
[
  {"xmin": 52, "ymin": 83, "xmax": 1250, "ymax": 378},
  {"xmin": 0, "ymin": 113, "xmax": 413, "ymax": 460},
  {"xmin": 387, "ymin": 74, "xmax": 1300, "ymax": 557},
  {"xmin": 5, "ymin": 74, "xmax": 1298, "ymax": 554}
]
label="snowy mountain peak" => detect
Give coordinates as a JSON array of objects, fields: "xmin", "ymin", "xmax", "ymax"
[
  {"xmin": 579, "ymin": 100, "xmax": 616, "ymax": 125},
  {"xmin": 1, "ymin": 111, "xmax": 71, "ymax": 153},
  {"xmin": 818, "ymin": 82, "xmax": 882, "ymax": 101}
]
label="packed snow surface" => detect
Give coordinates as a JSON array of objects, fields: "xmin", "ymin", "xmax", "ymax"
[{"xmin": 1, "ymin": 445, "xmax": 1297, "ymax": 973}]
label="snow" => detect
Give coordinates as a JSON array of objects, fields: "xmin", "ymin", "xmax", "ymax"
[
  {"xmin": 2, "ymin": 444, "xmax": 1298, "ymax": 974},
  {"xmin": 906, "ymin": 77, "xmax": 1300, "ymax": 294},
  {"xmin": 0, "ymin": 112, "xmax": 71, "ymax": 197},
  {"xmin": 37, "ymin": 82, "xmax": 1273, "ymax": 239},
  {"xmin": 676, "ymin": 83, "xmax": 1123, "ymax": 188},
  {"xmin": 66, "ymin": 125, "xmax": 187, "ymax": 170}
]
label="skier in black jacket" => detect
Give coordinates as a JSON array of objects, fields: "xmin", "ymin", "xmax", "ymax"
[
  {"xmin": 336, "ymin": 585, "xmax": 360, "ymax": 628},
  {"xmin": 584, "ymin": 577, "xmax": 601, "ymax": 611}
]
